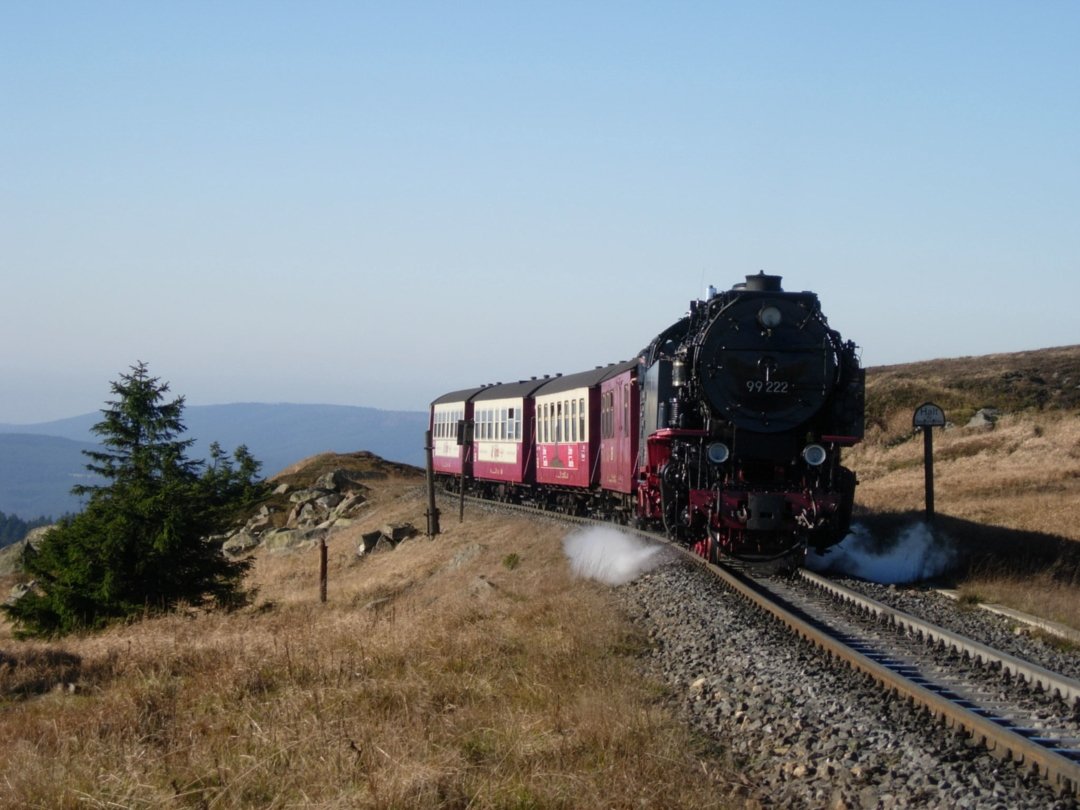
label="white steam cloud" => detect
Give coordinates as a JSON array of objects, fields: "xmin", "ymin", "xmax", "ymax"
[
  {"xmin": 562, "ymin": 527, "xmax": 671, "ymax": 585},
  {"xmin": 806, "ymin": 521, "xmax": 957, "ymax": 584}
]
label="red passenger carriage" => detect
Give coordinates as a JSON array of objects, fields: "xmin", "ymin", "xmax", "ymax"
[
  {"xmin": 470, "ymin": 379, "xmax": 547, "ymax": 498},
  {"xmin": 533, "ymin": 367, "xmax": 613, "ymax": 492},
  {"xmin": 598, "ymin": 360, "xmax": 639, "ymax": 499},
  {"xmin": 430, "ymin": 386, "xmax": 485, "ymax": 477}
]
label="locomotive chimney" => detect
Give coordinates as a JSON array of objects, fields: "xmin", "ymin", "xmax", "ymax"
[{"xmin": 743, "ymin": 271, "xmax": 783, "ymax": 292}]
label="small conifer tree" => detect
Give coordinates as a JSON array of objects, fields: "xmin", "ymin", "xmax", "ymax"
[{"xmin": 3, "ymin": 362, "xmax": 262, "ymax": 637}]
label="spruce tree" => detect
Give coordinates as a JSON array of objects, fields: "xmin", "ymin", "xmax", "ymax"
[{"xmin": 3, "ymin": 363, "xmax": 261, "ymax": 637}]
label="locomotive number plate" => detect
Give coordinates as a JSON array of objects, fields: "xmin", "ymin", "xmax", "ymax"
[{"xmin": 746, "ymin": 380, "xmax": 790, "ymax": 394}]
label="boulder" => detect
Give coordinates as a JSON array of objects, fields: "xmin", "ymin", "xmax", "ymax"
[
  {"xmin": 967, "ymin": 408, "xmax": 1000, "ymax": 429},
  {"xmin": 333, "ymin": 492, "xmax": 367, "ymax": 518},
  {"xmin": 381, "ymin": 523, "xmax": 417, "ymax": 543},
  {"xmin": 358, "ymin": 531, "xmax": 395, "ymax": 555},
  {"xmin": 7, "ymin": 580, "xmax": 36, "ymax": 604},
  {"xmin": 261, "ymin": 528, "xmax": 322, "ymax": 554},
  {"xmin": 23, "ymin": 525, "xmax": 56, "ymax": 546},
  {"xmin": 315, "ymin": 493, "xmax": 344, "ymax": 512},
  {"xmin": 244, "ymin": 512, "xmax": 274, "ymax": 533},
  {"xmin": 223, "ymin": 530, "xmax": 260, "ymax": 557},
  {"xmin": 315, "ymin": 470, "xmax": 371, "ymax": 493}
]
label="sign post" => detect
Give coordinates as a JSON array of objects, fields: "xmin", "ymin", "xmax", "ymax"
[
  {"xmin": 456, "ymin": 419, "xmax": 474, "ymax": 523},
  {"xmin": 912, "ymin": 402, "xmax": 946, "ymax": 523},
  {"xmin": 319, "ymin": 535, "xmax": 328, "ymax": 602},
  {"xmin": 424, "ymin": 429, "xmax": 440, "ymax": 537}
]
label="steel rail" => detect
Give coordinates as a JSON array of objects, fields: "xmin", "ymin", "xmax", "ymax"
[
  {"xmin": 798, "ymin": 569, "xmax": 1080, "ymax": 706},
  {"xmin": 699, "ymin": 557, "xmax": 1080, "ymax": 796}
]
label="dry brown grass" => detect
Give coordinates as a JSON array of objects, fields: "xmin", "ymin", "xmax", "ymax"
[
  {"xmin": 0, "ymin": 477, "xmax": 731, "ymax": 809},
  {"xmin": 956, "ymin": 574, "xmax": 1080, "ymax": 639},
  {"xmin": 849, "ymin": 411, "xmax": 1080, "ymax": 539},
  {"xmin": 848, "ymin": 387, "xmax": 1080, "ymax": 629}
]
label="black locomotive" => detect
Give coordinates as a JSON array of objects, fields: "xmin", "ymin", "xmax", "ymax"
[{"xmin": 635, "ymin": 272, "xmax": 863, "ymax": 563}]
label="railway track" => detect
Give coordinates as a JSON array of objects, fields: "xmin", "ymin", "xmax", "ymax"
[
  {"xmin": 443, "ymin": 491, "xmax": 1080, "ymax": 798},
  {"xmin": 715, "ymin": 563, "xmax": 1080, "ymax": 797}
]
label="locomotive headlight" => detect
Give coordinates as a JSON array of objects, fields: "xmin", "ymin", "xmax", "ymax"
[
  {"xmin": 802, "ymin": 444, "xmax": 828, "ymax": 466},
  {"xmin": 758, "ymin": 305, "xmax": 782, "ymax": 329},
  {"xmin": 707, "ymin": 442, "xmax": 730, "ymax": 464}
]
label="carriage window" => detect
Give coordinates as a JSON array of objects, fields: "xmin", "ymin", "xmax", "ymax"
[
  {"xmin": 571, "ymin": 399, "xmax": 577, "ymax": 442},
  {"xmin": 579, "ymin": 397, "xmax": 585, "ymax": 441}
]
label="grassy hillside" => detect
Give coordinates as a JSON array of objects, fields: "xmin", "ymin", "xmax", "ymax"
[
  {"xmin": 847, "ymin": 344, "xmax": 1080, "ymax": 625},
  {"xmin": 0, "ymin": 459, "xmax": 729, "ymax": 808},
  {"xmin": 860, "ymin": 344, "xmax": 1080, "ymax": 447}
]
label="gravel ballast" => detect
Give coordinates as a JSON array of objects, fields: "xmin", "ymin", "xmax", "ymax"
[{"xmin": 617, "ymin": 559, "xmax": 1079, "ymax": 809}]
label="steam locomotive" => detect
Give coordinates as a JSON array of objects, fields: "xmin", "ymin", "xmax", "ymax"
[{"xmin": 430, "ymin": 273, "xmax": 863, "ymax": 566}]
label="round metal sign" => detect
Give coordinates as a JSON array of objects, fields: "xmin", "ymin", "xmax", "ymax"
[{"xmin": 913, "ymin": 402, "xmax": 946, "ymax": 428}]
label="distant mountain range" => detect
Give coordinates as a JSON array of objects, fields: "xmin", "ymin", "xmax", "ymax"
[{"xmin": 0, "ymin": 403, "xmax": 428, "ymax": 520}]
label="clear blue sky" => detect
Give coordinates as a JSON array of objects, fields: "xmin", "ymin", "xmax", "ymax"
[{"xmin": 2, "ymin": 2, "xmax": 1078, "ymax": 423}]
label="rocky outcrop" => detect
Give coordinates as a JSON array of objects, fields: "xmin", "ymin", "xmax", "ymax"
[
  {"xmin": 358, "ymin": 523, "xmax": 419, "ymax": 556},
  {"xmin": 7, "ymin": 579, "xmax": 36, "ymax": 604},
  {"xmin": 223, "ymin": 469, "xmax": 371, "ymax": 557},
  {"xmin": 0, "ymin": 524, "xmax": 56, "ymax": 577}
]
